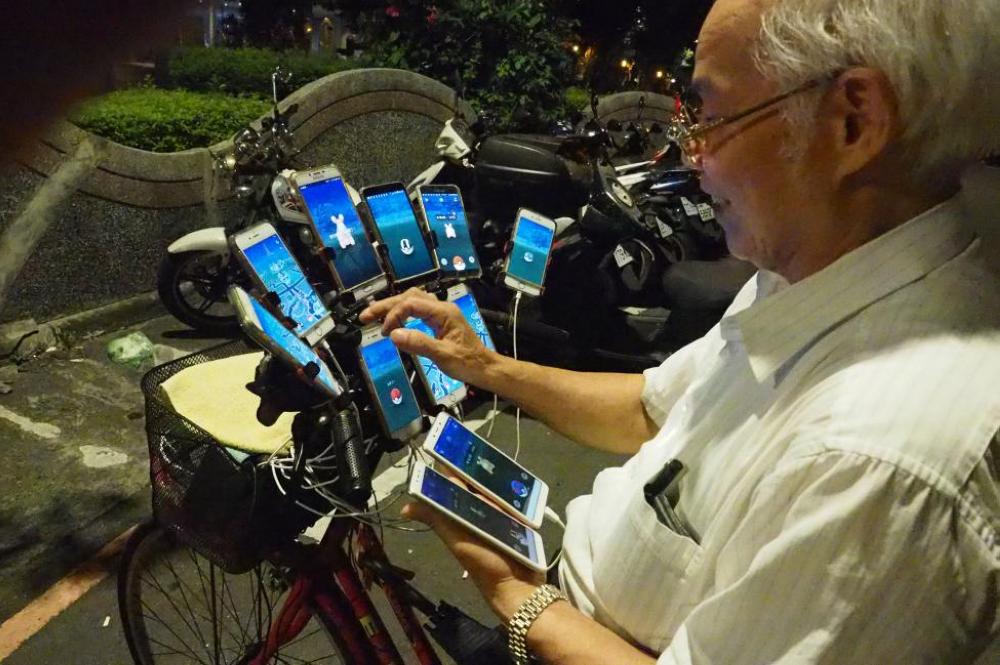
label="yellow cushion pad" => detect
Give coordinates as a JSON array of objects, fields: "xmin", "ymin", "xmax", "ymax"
[{"xmin": 158, "ymin": 352, "xmax": 294, "ymax": 455}]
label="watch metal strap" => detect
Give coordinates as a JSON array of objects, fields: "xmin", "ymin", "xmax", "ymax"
[{"xmin": 508, "ymin": 583, "xmax": 566, "ymax": 665}]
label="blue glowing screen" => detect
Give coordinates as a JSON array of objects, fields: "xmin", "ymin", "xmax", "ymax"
[
  {"xmin": 241, "ymin": 233, "xmax": 328, "ymax": 336},
  {"xmin": 420, "ymin": 190, "xmax": 480, "ymax": 275},
  {"xmin": 298, "ymin": 177, "xmax": 384, "ymax": 291},
  {"xmin": 453, "ymin": 292, "xmax": 495, "ymax": 352},
  {"xmin": 365, "ymin": 188, "xmax": 435, "ymax": 281},
  {"xmin": 249, "ymin": 296, "xmax": 341, "ymax": 396},
  {"xmin": 420, "ymin": 466, "xmax": 536, "ymax": 559},
  {"xmin": 404, "ymin": 317, "xmax": 465, "ymax": 403},
  {"xmin": 360, "ymin": 336, "xmax": 422, "ymax": 435},
  {"xmin": 506, "ymin": 216, "xmax": 554, "ymax": 287},
  {"xmin": 432, "ymin": 417, "xmax": 536, "ymax": 517}
]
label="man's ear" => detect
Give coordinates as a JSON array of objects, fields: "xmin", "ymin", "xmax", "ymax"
[{"xmin": 826, "ymin": 68, "xmax": 900, "ymax": 178}]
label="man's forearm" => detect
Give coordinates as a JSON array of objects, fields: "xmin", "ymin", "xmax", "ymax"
[
  {"xmin": 525, "ymin": 601, "xmax": 657, "ymax": 665},
  {"xmin": 475, "ymin": 352, "xmax": 657, "ymax": 454}
]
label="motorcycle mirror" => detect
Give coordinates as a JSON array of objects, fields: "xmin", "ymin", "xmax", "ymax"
[
  {"xmin": 261, "ymin": 117, "xmax": 274, "ymax": 131},
  {"xmin": 590, "ymin": 92, "xmax": 600, "ymax": 119},
  {"xmin": 606, "ymin": 119, "xmax": 623, "ymax": 132}
]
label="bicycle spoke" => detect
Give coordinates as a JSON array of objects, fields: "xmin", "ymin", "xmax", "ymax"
[
  {"xmin": 141, "ymin": 567, "xmax": 214, "ymax": 663},
  {"xmin": 163, "ymin": 555, "xmax": 216, "ymax": 657},
  {"xmin": 144, "ymin": 625, "xmax": 209, "ymax": 663}
]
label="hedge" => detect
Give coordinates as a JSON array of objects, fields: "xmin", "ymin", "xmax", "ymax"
[
  {"xmin": 71, "ymin": 88, "xmax": 271, "ymax": 152},
  {"xmin": 164, "ymin": 47, "xmax": 363, "ymax": 98}
]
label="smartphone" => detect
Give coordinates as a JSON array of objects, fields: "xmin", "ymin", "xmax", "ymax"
[
  {"xmin": 408, "ymin": 462, "xmax": 547, "ymax": 572},
  {"xmin": 291, "ymin": 166, "xmax": 388, "ymax": 300},
  {"xmin": 228, "ymin": 286, "xmax": 344, "ymax": 398},
  {"xmin": 423, "ymin": 412, "xmax": 548, "ymax": 528},
  {"xmin": 232, "ymin": 223, "xmax": 335, "ymax": 346},
  {"xmin": 415, "ymin": 185, "xmax": 482, "ymax": 279},
  {"xmin": 357, "ymin": 325, "xmax": 424, "ymax": 440},
  {"xmin": 503, "ymin": 208, "xmax": 556, "ymax": 296},
  {"xmin": 361, "ymin": 182, "xmax": 437, "ymax": 285},
  {"xmin": 403, "ymin": 316, "xmax": 467, "ymax": 407},
  {"xmin": 448, "ymin": 284, "xmax": 496, "ymax": 353}
]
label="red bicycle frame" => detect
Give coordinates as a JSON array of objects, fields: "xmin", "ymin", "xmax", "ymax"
[{"xmin": 249, "ymin": 518, "xmax": 442, "ymax": 665}]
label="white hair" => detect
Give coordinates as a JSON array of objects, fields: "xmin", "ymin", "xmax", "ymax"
[{"xmin": 753, "ymin": 0, "xmax": 1000, "ymax": 180}]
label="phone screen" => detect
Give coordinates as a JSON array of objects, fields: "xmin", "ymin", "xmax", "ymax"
[
  {"xmin": 453, "ymin": 291, "xmax": 496, "ymax": 352},
  {"xmin": 364, "ymin": 188, "xmax": 436, "ymax": 281},
  {"xmin": 432, "ymin": 416, "xmax": 538, "ymax": 517},
  {"xmin": 420, "ymin": 189, "xmax": 480, "ymax": 275},
  {"xmin": 240, "ymin": 233, "xmax": 328, "ymax": 337},
  {"xmin": 419, "ymin": 465, "xmax": 540, "ymax": 562},
  {"xmin": 359, "ymin": 336, "xmax": 422, "ymax": 435},
  {"xmin": 297, "ymin": 177, "xmax": 384, "ymax": 291},
  {"xmin": 507, "ymin": 216, "xmax": 555, "ymax": 287},
  {"xmin": 403, "ymin": 317, "xmax": 465, "ymax": 403},
  {"xmin": 248, "ymin": 296, "xmax": 342, "ymax": 396}
]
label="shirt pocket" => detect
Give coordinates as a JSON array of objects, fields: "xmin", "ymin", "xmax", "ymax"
[{"xmin": 591, "ymin": 487, "xmax": 703, "ymax": 649}]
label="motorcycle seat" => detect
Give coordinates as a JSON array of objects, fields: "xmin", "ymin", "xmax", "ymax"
[{"xmin": 661, "ymin": 256, "xmax": 756, "ymax": 310}]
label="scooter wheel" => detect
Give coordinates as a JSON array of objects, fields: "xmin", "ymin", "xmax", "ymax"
[{"xmin": 156, "ymin": 251, "xmax": 238, "ymax": 336}]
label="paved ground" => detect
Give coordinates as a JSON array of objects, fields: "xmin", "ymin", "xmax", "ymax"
[{"xmin": 0, "ymin": 311, "xmax": 626, "ymax": 664}]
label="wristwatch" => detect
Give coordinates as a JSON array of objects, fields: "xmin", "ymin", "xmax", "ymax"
[{"xmin": 508, "ymin": 584, "xmax": 566, "ymax": 665}]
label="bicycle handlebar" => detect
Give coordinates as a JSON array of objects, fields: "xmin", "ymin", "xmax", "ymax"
[{"xmin": 331, "ymin": 404, "xmax": 372, "ymax": 507}]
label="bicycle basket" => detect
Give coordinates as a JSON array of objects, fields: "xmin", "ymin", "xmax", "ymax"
[{"xmin": 141, "ymin": 340, "xmax": 316, "ymax": 573}]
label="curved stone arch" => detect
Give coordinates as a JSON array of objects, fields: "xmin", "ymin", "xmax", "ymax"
[
  {"xmin": 17, "ymin": 68, "xmax": 474, "ymax": 210},
  {"xmin": 585, "ymin": 90, "xmax": 678, "ymax": 125}
]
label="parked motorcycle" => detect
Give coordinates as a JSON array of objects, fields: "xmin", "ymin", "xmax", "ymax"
[{"xmin": 157, "ymin": 69, "xmax": 319, "ymax": 335}]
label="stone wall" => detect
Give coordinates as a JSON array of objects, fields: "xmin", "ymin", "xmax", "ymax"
[{"xmin": 0, "ymin": 68, "xmax": 474, "ymax": 323}]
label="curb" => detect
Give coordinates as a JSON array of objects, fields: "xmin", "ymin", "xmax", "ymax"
[{"xmin": 0, "ymin": 292, "xmax": 166, "ymax": 360}]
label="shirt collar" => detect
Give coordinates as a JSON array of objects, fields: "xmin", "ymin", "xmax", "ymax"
[{"xmin": 720, "ymin": 194, "xmax": 977, "ymax": 384}]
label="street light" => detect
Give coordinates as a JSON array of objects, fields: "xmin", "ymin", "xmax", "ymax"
[
  {"xmin": 656, "ymin": 70, "xmax": 664, "ymax": 79},
  {"xmin": 572, "ymin": 44, "xmax": 580, "ymax": 54},
  {"xmin": 620, "ymin": 59, "xmax": 630, "ymax": 69}
]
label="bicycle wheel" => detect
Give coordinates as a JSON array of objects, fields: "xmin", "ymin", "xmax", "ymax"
[{"xmin": 118, "ymin": 521, "xmax": 348, "ymax": 665}]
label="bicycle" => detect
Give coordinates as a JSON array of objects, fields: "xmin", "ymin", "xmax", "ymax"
[{"xmin": 117, "ymin": 334, "xmax": 518, "ymax": 665}]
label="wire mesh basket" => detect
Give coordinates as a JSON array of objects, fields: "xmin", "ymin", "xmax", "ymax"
[{"xmin": 141, "ymin": 340, "xmax": 316, "ymax": 574}]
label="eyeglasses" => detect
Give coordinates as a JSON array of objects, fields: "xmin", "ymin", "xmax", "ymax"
[{"xmin": 678, "ymin": 75, "xmax": 836, "ymax": 167}]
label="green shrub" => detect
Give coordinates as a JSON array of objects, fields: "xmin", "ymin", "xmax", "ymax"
[
  {"xmin": 564, "ymin": 86, "xmax": 590, "ymax": 112},
  {"xmin": 71, "ymin": 88, "xmax": 271, "ymax": 152},
  {"xmin": 165, "ymin": 47, "xmax": 362, "ymax": 98}
]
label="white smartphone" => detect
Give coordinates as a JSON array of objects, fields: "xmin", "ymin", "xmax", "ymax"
[
  {"xmin": 447, "ymin": 283, "xmax": 496, "ymax": 353},
  {"xmin": 408, "ymin": 462, "xmax": 547, "ymax": 572},
  {"xmin": 356, "ymin": 325, "xmax": 424, "ymax": 440},
  {"xmin": 231, "ymin": 223, "xmax": 335, "ymax": 346},
  {"xmin": 290, "ymin": 165, "xmax": 389, "ymax": 300},
  {"xmin": 403, "ymin": 315, "xmax": 468, "ymax": 407},
  {"xmin": 360, "ymin": 182, "xmax": 438, "ymax": 285},
  {"xmin": 228, "ymin": 286, "xmax": 344, "ymax": 398},
  {"xmin": 423, "ymin": 412, "xmax": 548, "ymax": 528},
  {"xmin": 503, "ymin": 208, "xmax": 556, "ymax": 296},
  {"xmin": 415, "ymin": 184, "xmax": 482, "ymax": 279}
]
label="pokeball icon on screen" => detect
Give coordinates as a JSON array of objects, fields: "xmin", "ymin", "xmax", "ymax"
[
  {"xmin": 389, "ymin": 387, "xmax": 403, "ymax": 405},
  {"xmin": 523, "ymin": 251, "xmax": 534, "ymax": 263},
  {"xmin": 452, "ymin": 256, "xmax": 466, "ymax": 271}
]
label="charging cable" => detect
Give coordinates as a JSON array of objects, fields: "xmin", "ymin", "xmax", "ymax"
[
  {"xmin": 544, "ymin": 505, "xmax": 565, "ymax": 530},
  {"xmin": 512, "ymin": 291, "xmax": 523, "ymax": 461}
]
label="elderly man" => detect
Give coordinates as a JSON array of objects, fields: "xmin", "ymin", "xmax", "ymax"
[{"xmin": 362, "ymin": 0, "xmax": 1000, "ymax": 662}]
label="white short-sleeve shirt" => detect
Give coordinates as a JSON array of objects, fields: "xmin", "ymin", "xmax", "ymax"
[{"xmin": 558, "ymin": 183, "xmax": 1000, "ymax": 664}]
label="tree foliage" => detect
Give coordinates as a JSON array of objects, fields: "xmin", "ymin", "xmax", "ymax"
[{"xmin": 358, "ymin": 0, "xmax": 578, "ymax": 130}]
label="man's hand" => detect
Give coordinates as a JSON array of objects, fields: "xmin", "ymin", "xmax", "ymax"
[
  {"xmin": 360, "ymin": 287, "xmax": 498, "ymax": 387},
  {"xmin": 402, "ymin": 493, "xmax": 544, "ymax": 620}
]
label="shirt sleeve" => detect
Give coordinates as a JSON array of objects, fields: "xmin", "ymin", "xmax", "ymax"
[{"xmin": 656, "ymin": 450, "xmax": 1000, "ymax": 665}]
